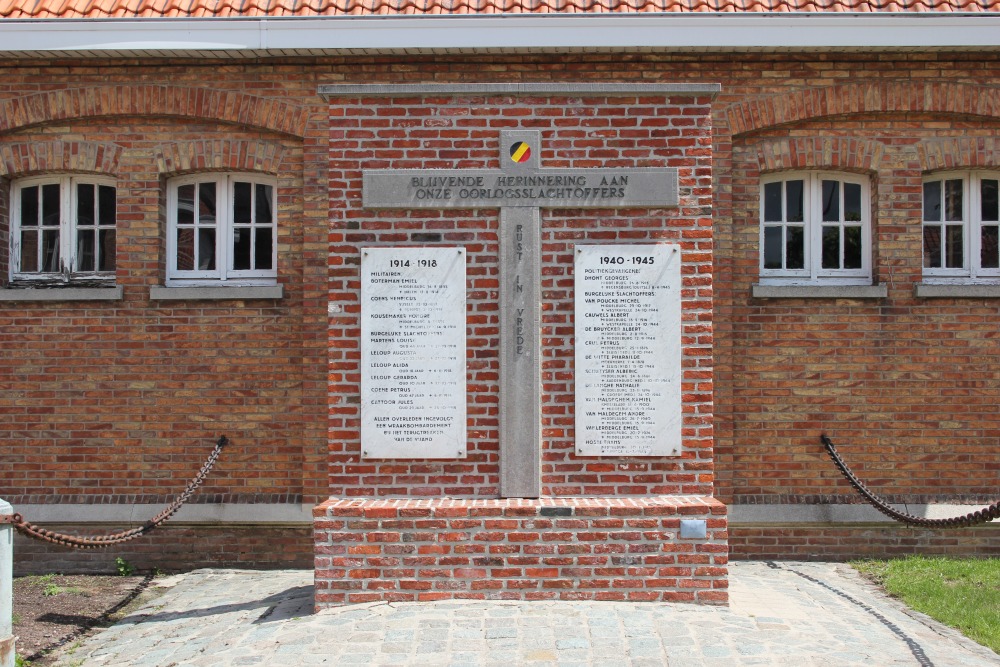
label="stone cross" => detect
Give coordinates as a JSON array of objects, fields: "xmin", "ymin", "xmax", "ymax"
[{"xmin": 363, "ymin": 130, "xmax": 678, "ymax": 498}]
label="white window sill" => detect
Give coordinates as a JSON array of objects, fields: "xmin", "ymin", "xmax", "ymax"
[
  {"xmin": 0, "ymin": 286, "xmax": 123, "ymax": 301},
  {"xmin": 752, "ymin": 284, "xmax": 887, "ymax": 299},
  {"xmin": 150, "ymin": 285, "xmax": 283, "ymax": 300},
  {"xmin": 915, "ymin": 283, "xmax": 1000, "ymax": 298}
]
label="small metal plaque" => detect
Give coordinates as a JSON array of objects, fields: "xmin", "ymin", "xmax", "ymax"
[
  {"xmin": 575, "ymin": 244, "xmax": 682, "ymax": 457},
  {"xmin": 361, "ymin": 247, "xmax": 467, "ymax": 459}
]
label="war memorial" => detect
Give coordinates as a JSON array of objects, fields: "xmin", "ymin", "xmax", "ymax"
[{"xmin": 0, "ymin": 0, "xmax": 998, "ymax": 607}]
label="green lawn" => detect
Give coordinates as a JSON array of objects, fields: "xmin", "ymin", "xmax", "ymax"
[{"xmin": 852, "ymin": 556, "xmax": 1000, "ymax": 654}]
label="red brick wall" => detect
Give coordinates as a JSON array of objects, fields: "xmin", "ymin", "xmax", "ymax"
[
  {"xmin": 327, "ymin": 91, "xmax": 715, "ymax": 499},
  {"xmin": 0, "ymin": 79, "xmax": 331, "ymax": 512},
  {"xmin": 2, "ymin": 53, "xmax": 999, "ymax": 569}
]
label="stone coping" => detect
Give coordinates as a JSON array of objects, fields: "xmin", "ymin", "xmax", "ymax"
[{"xmin": 319, "ymin": 83, "xmax": 721, "ymax": 99}]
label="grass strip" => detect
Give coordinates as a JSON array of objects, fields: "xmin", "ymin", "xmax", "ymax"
[{"xmin": 853, "ymin": 556, "xmax": 1000, "ymax": 654}]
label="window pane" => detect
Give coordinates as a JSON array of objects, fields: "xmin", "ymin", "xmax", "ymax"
[
  {"xmin": 945, "ymin": 224, "xmax": 964, "ymax": 269},
  {"xmin": 198, "ymin": 182, "xmax": 217, "ymax": 227},
  {"xmin": 822, "ymin": 180, "xmax": 840, "ymax": 222},
  {"xmin": 77, "ymin": 230, "xmax": 95, "ymax": 272},
  {"xmin": 176, "ymin": 228, "xmax": 194, "ymax": 271},
  {"xmin": 255, "ymin": 184, "xmax": 273, "ymax": 224},
  {"xmin": 19, "ymin": 230, "xmax": 38, "ymax": 272},
  {"xmin": 233, "ymin": 182, "xmax": 252, "ymax": 225},
  {"xmin": 763, "ymin": 183, "xmax": 782, "ymax": 222},
  {"xmin": 99, "ymin": 229, "xmax": 116, "ymax": 272},
  {"xmin": 77, "ymin": 183, "xmax": 95, "ymax": 227},
  {"xmin": 41, "ymin": 229, "xmax": 60, "ymax": 272},
  {"xmin": 981, "ymin": 225, "xmax": 999, "ymax": 270},
  {"xmin": 822, "ymin": 225, "xmax": 840, "ymax": 269},
  {"xmin": 945, "ymin": 179, "xmax": 963, "ymax": 221},
  {"xmin": 923, "ymin": 181, "xmax": 941, "ymax": 222},
  {"xmin": 763, "ymin": 226, "xmax": 782, "ymax": 269},
  {"xmin": 982, "ymin": 179, "xmax": 999, "ymax": 222},
  {"xmin": 98, "ymin": 185, "xmax": 116, "ymax": 226},
  {"xmin": 255, "ymin": 228, "xmax": 273, "ymax": 270},
  {"xmin": 844, "ymin": 226, "xmax": 862, "ymax": 269},
  {"xmin": 20, "ymin": 186, "xmax": 39, "ymax": 227},
  {"xmin": 786, "ymin": 180, "xmax": 804, "ymax": 223},
  {"xmin": 786, "ymin": 225, "xmax": 804, "ymax": 269},
  {"xmin": 844, "ymin": 183, "xmax": 862, "ymax": 222},
  {"xmin": 42, "ymin": 183, "xmax": 60, "ymax": 227},
  {"xmin": 198, "ymin": 228, "xmax": 216, "ymax": 270},
  {"xmin": 232, "ymin": 227, "xmax": 251, "ymax": 271},
  {"xmin": 923, "ymin": 226, "xmax": 941, "ymax": 268},
  {"xmin": 177, "ymin": 184, "xmax": 195, "ymax": 226}
]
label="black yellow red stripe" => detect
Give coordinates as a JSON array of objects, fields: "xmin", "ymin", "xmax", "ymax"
[{"xmin": 509, "ymin": 142, "xmax": 531, "ymax": 163}]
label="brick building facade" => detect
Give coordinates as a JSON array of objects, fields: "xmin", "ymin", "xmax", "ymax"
[{"xmin": 2, "ymin": 3, "xmax": 999, "ymax": 584}]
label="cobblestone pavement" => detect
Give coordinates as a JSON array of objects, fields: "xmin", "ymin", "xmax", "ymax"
[{"xmin": 52, "ymin": 561, "xmax": 999, "ymax": 667}]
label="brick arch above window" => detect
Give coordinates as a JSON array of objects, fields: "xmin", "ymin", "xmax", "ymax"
[
  {"xmin": 726, "ymin": 82, "xmax": 1000, "ymax": 137},
  {"xmin": 155, "ymin": 140, "xmax": 287, "ymax": 176},
  {"xmin": 918, "ymin": 138, "xmax": 1000, "ymax": 172},
  {"xmin": 0, "ymin": 141, "xmax": 122, "ymax": 178},
  {"xmin": 753, "ymin": 137, "xmax": 885, "ymax": 174},
  {"xmin": 0, "ymin": 85, "xmax": 309, "ymax": 137}
]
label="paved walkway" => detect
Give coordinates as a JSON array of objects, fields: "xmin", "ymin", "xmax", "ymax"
[{"xmin": 53, "ymin": 562, "xmax": 998, "ymax": 667}]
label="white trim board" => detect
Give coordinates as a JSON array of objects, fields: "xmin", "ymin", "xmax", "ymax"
[{"xmin": 0, "ymin": 15, "xmax": 997, "ymax": 58}]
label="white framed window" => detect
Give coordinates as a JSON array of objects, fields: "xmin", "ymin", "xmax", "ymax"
[
  {"xmin": 922, "ymin": 172, "xmax": 1000, "ymax": 282},
  {"xmin": 166, "ymin": 174, "xmax": 277, "ymax": 285},
  {"xmin": 760, "ymin": 172, "xmax": 871, "ymax": 284},
  {"xmin": 10, "ymin": 176, "xmax": 117, "ymax": 281}
]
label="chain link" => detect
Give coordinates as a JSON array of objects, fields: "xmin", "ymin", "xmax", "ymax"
[
  {"xmin": 822, "ymin": 434, "xmax": 1000, "ymax": 529},
  {"xmin": 11, "ymin": 435, "xmax": 229, "ymax": 549}
]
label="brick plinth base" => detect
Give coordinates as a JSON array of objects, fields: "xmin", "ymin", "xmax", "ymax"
[
  {"xmin": 13, "ymin": 524, "xmax": 314, "ymax": 576},
  {"xmin": 313, "ymin": 496, "xmax": 728, "ymax": 607},
  {"xmin": 730, "ymin": 524, "xmax": 1000, "ymax": 561}
]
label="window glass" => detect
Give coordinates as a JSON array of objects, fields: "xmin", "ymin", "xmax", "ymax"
[
  {"xmin": 763, "ymin": 182, "xmax": 782, "ymax": 222},
  {"xmin": 945, "ymin": 179, "xmax": 963, "ymax": 221},
  {"xmin": 821, "ymin": 180, "xmax": 840, "ymax": 222},
  {"xmin": 981, "ymin": 225, "xmax": 999, "ymax": 270},
  {"xmin": 945, "ymin": 225, "xmax": 964, "ymax": 269},
  {"xmin": 786, "ymin": 226, "xmax": 804, "ymax": 270},
  {"xmin": 844, "ymin": 226, "xmax": 862, "ymax": 270},
  {"xmin": 923, "ymin": 181, "xmax": 941, "ymax": 222},
  {"xmin": 844, "ymin": 183, "xmax": 862, "ymax": 222},
  {"xmin": 763, "ymin": 226, "xmax": 783, "ymax": 269},
  {"xmin": 924, "ymin": 226, "xmax": 941, "ymax": 269},
  {"xmin": 822, "ymin": 225, "xmax": 839, "ymax": 269},
  {"xmin": 786, "ymin": 180, "xmax": 804, "ymax": 223},
  {"xmin": 982, "ymin": 179, "xmax": 999, "ymax": 222}
]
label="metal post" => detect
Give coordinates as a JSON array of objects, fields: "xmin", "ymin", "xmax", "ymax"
[{"xmin": 0, "ymin": 498, "xmax": 15, "ymax": 667}]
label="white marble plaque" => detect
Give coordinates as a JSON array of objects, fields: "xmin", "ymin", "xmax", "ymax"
[
  {"xmin": 575, "ymin": 244, "xmax": 682, "ymax": 457},
  {"xmin": 361, "ymin": 247, "xmax": 466, "ymax": 459}
]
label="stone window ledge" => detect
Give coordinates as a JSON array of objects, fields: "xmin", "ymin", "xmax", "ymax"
[
  {"xmin": 0, "ymin": 286, "xmax": 123, "ymax": 301},
  {"xmin": 752, "ymin": 284, "xmax": 887, "ymax": 299},
  {"xmin": 150, "ymin": 285, "xmax": 283, "ymax": 301},
  {"xmin": 915, "ymin": 283, "xmax": 1000, "ymax": 298}
]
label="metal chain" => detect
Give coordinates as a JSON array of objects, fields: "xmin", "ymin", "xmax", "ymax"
[
  {"xmin": 11, "ymin": 435, "xmax": 229, "ymax": 549},
  {"xmin": 821, "ymin": 434, "xmax": 1000, "ymax": 529}
]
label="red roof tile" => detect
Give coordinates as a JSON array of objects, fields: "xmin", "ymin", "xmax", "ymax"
[{"xmin": 1, "ymin": 0, "xmax": 998, "ymax": 18}]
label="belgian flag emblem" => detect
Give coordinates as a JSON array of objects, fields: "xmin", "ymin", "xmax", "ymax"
[{"xmin": 509, "ymin": 141, "xmax": 532, "ymax": 164}]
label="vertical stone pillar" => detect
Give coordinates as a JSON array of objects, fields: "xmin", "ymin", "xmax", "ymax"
[{"xmin": 0, "ymin": 499, "xmax": 15, "ymax": 667}]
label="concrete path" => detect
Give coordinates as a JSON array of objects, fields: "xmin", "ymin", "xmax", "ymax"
[{"xmin": 52, "ymin": 562, "xmax": 998, "ymax": 666}]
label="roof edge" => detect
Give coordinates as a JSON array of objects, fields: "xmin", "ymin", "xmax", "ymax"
[{"xmin": 0, "ymin": 14, "xmax": 998, "ymax": 56}]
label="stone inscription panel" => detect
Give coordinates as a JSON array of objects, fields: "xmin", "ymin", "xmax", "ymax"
[
  {"xmin": 575, "ymin": 244, "xmax": 682, "ymax": 457},
  {"xmin": 364, "ymin": 169, "xmax": 678, "ymax": 209},
  {"xmin": 361, "ymin": 247, "xmax": 467, "ymax": 459}
]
